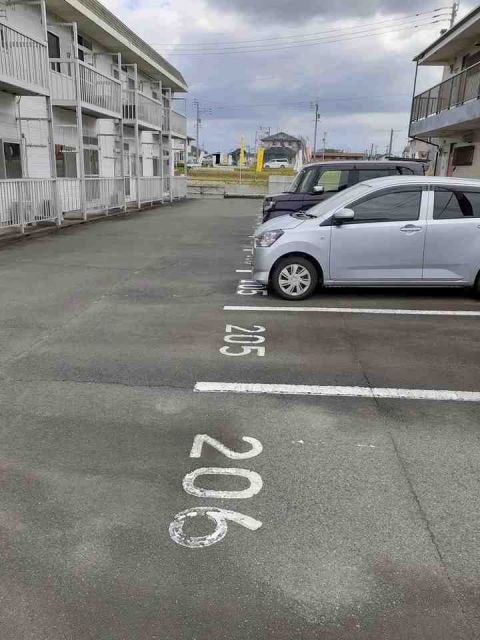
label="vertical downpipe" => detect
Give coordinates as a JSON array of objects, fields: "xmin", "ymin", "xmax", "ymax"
[
  {"xmin": 134, "ymin": 64, "xmax": 140, "ymax": 210},
  {"xmin": 168, "ymin": 88, "xmax": 173, "ymax": 202},
  {"xmin": 73, "ymin": 23, "xmax": 86, "ymax": 220},
  {"xmin": 40, "ymin": 0, "xmax": 61, "ymax": 226}
]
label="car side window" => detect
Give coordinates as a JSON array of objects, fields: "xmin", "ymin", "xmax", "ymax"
[
  {"xmin": 316, "ymin": 169, "xmax": 349, "ymax": 192},
  {"xmin": 357, "ymin": 169, "xmax": 395, "ymax": 181},
  {"xmin": 350, "ymin": 187, "xmax": 422, "ymax": 223},
  {"xmin": 433, "ymin": 188, "xmax": 480, "ymax": 219}
]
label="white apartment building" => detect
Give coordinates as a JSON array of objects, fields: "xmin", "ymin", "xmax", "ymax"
[
  {"xmin": 409, "ymin": 6, "xmax": 480, "ymax": 177},
  {"xmin": 0, "ymin": 0, "xmax": 188, "ymax": 232}
]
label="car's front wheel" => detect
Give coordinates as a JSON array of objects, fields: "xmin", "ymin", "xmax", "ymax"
[{"xmin": 271, "ymin": 256, "xmax": 319, "ymax": 300}]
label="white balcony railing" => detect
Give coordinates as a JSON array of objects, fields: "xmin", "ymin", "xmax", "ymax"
[
  {"xmin": 138, "ymin": 176, "xmax": 164, "ymax": 204},
  {"xmin": 123, "ymin": 90, "xmax": 163, "ymax": 129},
  {"xmin": 0, "ymin": 179, "xmax": 56, "ymax": 229},
  {"xmin": 170, "ymin": 110, "xmax": 187, "ymax": 136},
  {"xmin": 58, "ymin": 177, "xmax": 125, "ymax": 215},
  {"xmin": 50, "ymin": 59, "xmax": 122, "ymax": 115},
  {"xmin": 0, "ymin": 24, "xmax": 48, "ymax": 93}
]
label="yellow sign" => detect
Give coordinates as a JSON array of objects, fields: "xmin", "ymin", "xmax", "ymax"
[
  {"xmin": 239, "ymin": 136, "xmax": 245, "ymax": 166},
  {"xmin": 256, "ymin": 147, "xmax": 265, "ymax": 173}
]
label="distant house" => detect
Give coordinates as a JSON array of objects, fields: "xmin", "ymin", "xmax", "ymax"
[
  {"xmin": 261, "ymin": 132, "xmax": 303, "ymax": 163},
  {"xmin": 311, "ymin": 150, "xmax": 365, "ymax": 162}
]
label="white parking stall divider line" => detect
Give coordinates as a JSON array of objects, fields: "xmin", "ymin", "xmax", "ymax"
[
  {"xmin": 236, "ymin": 270, "xmax": 252, "ymax": 273},
  {"xmin": 223, "ymin": 306, "xmax": 480, "ymax": 318},
  {"xmin": 194, "ymin": 382, "xmax": 480, "ymax": 403}
]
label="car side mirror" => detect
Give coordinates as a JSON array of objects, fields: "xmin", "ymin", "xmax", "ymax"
[
  {"xmin": 312, "ymin": 185, "xmax": 324, "ymax": 194},
  {"xmin": 333, "ymin": 208, "xmax": 354, "ymax": 225}
]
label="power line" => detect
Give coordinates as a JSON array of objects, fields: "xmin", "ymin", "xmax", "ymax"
[
  {"xmin": 156, "ymin": 9, "xmax": 450, "ymax": 48},
  {"xmin": 163, "ymin": 19, "xmax": 449, "ymax": 56},
  {"xmin": 189, "ymin": 95, "xmax": 412, "ymax": 113}
]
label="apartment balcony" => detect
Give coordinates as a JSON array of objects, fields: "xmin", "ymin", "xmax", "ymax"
[
  {"xmin": 123, "ymin": 90, "xmax": 163, "ymax": 130},
  {"xmin": 0, "ymin": 24, "xmax": 49, "ymax": 96},
  {"xmin": 50, "ymin": 59, "xmax": 122, "ymax": 118},
  {"xmin": 410, "ymin": 61, "xmax": 480, "ymax": 137},
  {"xmin": 170, "ymin": 109, "xmax": 187, "ymax": 138}
]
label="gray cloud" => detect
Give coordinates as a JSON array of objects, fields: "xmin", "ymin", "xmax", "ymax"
[{"xmin": 206, "ymin": 0, "xmax": 433, "ymax": 25}]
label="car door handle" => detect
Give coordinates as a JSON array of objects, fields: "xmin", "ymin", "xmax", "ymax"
[{"xmin": 400, "ymin": 224, "xmax": 422, "ymax": 233}]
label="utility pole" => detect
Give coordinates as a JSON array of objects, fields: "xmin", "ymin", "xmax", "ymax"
[
  {"xmin": 322, "ymin": 131, "xmax": 327, "ymax": 161},
  {"xmin": 193, "ymin": 99, "xmax": 200, "ymax": 161},
  {"xmin": 450, "ymin": 2, "xmax": 459, "ymax": 27},
  {"xmin": 311, "ymin": 101, "xmax": 320, "ymax": 159},
  {"xmin": 387, "ymin": 128, "xmax": 394, "ymax": 157},
  {"xmin": 369, "ymin": 143, "xmax": 374, "ymax": 160}
]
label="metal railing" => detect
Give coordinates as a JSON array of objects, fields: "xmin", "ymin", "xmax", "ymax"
[
  {"xmin": 58, "ymin": 177, "xmax": 124, "ymax": 215},
  {"xmin": 171, "ymin": 175, "xmax": 187, "ymax": 199},
  {"xmin": 138, "ymin": 176, "xmax": 164, "ymax": 204},
  {"xmin": 170, "ymin": 110, "xmax": 186, "ymax": 136},
  {"xmin": 412, "ymin": 61, "xmax": 480, "ymax": 122},
  {"xmin": 50, "ymin": 59, "xmax": 122, "ymax": 114},
  {"xmin": 57, "ymin": 178, "xmax": 80, "ymax": 213},
  {"xmin": 123, "ymin": 90, "xmax": 163, "ymax": 129},
  {"xmin": 0, "ymin": 24, "xmax": 48, "ymax": 92},
  {"xmin": 85, "ymin": 177, "xmax": 124, "ymax": 212},
  {"xmin": 79, "ymin": 62, "xmax": 122, "ymax": 114},
  {"xmin": 0, "ymin": 179, "xmax": 56, "ymax": 229}
]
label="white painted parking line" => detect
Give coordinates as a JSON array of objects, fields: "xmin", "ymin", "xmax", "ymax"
[
  {"xmin": 224, "ymin": 305, "xmax": 480, "ymax": 317},
  {"xmin": 236, "ymin": 270, "xmax": 252, "ymax": 273},
  {"xmin": 194, "ymin": 382, "xmax": 480, "ymax": 402}
]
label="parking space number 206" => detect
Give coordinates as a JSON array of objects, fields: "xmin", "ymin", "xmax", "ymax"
[{"xmin": 220, "ymin": 325, "xmax": 266, "ymax": 357}]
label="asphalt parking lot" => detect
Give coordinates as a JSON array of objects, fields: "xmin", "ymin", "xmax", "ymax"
[{"xmin": 0, "ymin": 198, "xmax": 480, "ymax": 639}]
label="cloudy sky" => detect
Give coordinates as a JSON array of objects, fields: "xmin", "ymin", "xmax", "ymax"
[{"xmin": 103, "ymin": 0, "xmax": 474, "ymax": 155}]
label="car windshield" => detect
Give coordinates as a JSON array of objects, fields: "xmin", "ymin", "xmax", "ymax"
[
  {"xmin": 304, "ymin": 183, "xmax": 372, "ymax": 218},
  {"xmin": 286, "ymin": 169, "xmax": 311, "ymax": 192}
]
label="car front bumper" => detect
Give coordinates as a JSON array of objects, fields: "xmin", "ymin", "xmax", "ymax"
[{"xmin": 252, "ymin": 246, "xmax": 274, "ymax": 285}]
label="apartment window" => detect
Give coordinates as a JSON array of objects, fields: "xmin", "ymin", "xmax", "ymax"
[
  {"xmin": 0, "ymin": 142, "xmax": 22, "ymax": 178},
  {"xmin": 453, "ymin": 145, "xmax": 475, "ymax": 167},
  {"xmin": 55, "ymin": 144, "xmax": 77, "ymax": 178},
  {"xmin": 77, "ymin": 34, "xmax": 92, "ymax": 63},
  {"xmin": 152, "ymin": 90, "xmax": 159, "ymax": 101},
  {"xmin": 48, "ymin": 31, "xmax": 61, "ymax": 73},
  {"xmin": 84, "ymin": 148, "xmax": 99, "ymax": 176},
  {"xmin": 153, "ymin": 157, "xmax": 160, "ymax": 176}
]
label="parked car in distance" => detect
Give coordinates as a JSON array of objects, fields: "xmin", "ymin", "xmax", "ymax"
[
  {"xmin": 264, "ymin": 158, "xmax": 290, "ymax": 169},
  {"xmin": 253, "ymin": 176, "xmax": 480, "ymax": 300},
  {"xmin": 262, "ymin": 160, "xmax": 427, "ymax": 222}
]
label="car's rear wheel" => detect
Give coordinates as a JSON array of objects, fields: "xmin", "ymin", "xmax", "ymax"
[{"xmin": 271, "ymin": 256, "xmax": 318, "ymax": 300}]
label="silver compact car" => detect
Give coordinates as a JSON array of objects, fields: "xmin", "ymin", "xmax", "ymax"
[{"xmin": 253, "ymin": 176, "xmax": 480, "ymax": 300}]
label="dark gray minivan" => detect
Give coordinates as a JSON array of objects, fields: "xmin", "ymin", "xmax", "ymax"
[{"xmin": 262, "ymin": 160, "xmax": 426, "ymax": 222}]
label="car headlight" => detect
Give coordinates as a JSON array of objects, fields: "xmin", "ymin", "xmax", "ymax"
[
  {"xmin": 263, "ymin": 199, "xmax": 275, "ymax": 212},
  {"xmin": 255, "ymin": 230, "xmax": 284, "ymax": 247}
]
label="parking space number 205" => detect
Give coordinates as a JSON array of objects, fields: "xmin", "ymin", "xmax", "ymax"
[{"xmin": 220, "ymin": 325, "xmax": 266, "ymax": 357}]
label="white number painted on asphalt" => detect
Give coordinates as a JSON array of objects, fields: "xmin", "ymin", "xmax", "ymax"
[
  {"xmin": 226, "ymin": 324, "xmax": 265, "ymax": 334},
  {"xmin": 169, "ymin": 434, "xmax": 264, "ymax": 548},
  {"xmin": 220, "ymin": 324, "xmax": 266, "ymax": 357},
  {"xmin": 190, "ymin": 434, "xmax": 263, "ymax": 459},
  {"xmin": 183, "ymin": 467, "xmax": 263, "ymax": 499},
  {"xmin": 169, "ymin": 507, "xmax": 262, "ymax": 549},
  {"xmin": 237, "ymin": 279, "xmax": 267, "ymax": 296}
]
